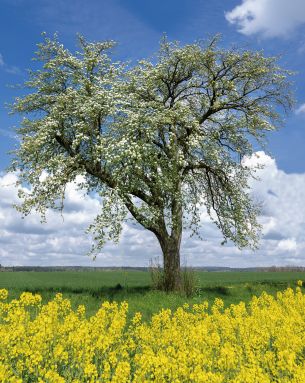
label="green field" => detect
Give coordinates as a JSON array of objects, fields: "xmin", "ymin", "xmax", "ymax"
[{"xmin": 1, "ymin": 270, "xmax": 304, "ymax": 320}]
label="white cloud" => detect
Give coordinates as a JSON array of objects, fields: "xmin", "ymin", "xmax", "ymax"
[
  {"xmin": 5, "ymin": 65, "xmax": 21, "ymax": 75},
  {"xmin": 226, "ymin": 0, "xmax": 305, "ymax": 38},
  {"xmin": 295, "ymin": 103, "xmax": 305, "ymax": 115},
  {"xmin": 0, "ymin": 53, "xmax": 21, "ymax": 75},
  {"xmin": 276, "ymin": 238, "xmax": 298, "ymax": 252},
  {"xmin": 0, "ymin": 153, "xmax": 305, "ymax": 268},
  {"xmin": 0, "ymin": 173, "xmax": 158, "ymax": 267}
]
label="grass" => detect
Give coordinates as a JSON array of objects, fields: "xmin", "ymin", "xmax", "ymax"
[{"xmin": 1, "ymin": 270, "xmax": 305, "ymax": 321}]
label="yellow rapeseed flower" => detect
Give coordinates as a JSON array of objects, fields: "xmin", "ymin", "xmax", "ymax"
[
  {"xmin": 0, "ymin": 288, "xmax": 305, "ymax": 381},
  {"xmin": 0, "ymin": 289, "xmax": 8, "ymax": 300}
]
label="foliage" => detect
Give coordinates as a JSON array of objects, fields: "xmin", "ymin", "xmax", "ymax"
[
  {"xmin": 9, "ymin": 33, "xmax": 293, "ymax": 262},
  {"xmin": 1, "ymin": 287, "xmax": 305, "ymax": 382}
]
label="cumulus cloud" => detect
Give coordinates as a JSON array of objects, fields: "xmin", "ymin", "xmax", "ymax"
[
  {"xmin": 241, "ymin": 151, "xmax": 305, "ymax": 263},
  {"xmin": 0, "ymin": 153, "xmax": 305, "ymax": 268},
  {"xmin": 0, "ymin": 173, "xmax": 158, "ymax": 267},
  {"xmin": 225, "ymin": 0, "xmax": 305, "ymax": 38}
]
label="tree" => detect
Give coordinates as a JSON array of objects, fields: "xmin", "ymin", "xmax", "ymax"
[{"xmin": 10, "ymin": 34, "xmax": 292, "ymax": 291}]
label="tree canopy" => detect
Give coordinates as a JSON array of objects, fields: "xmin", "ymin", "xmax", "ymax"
[{"xmin": 10, "ymin": 34, "xmax": 293, "ymax": 290}]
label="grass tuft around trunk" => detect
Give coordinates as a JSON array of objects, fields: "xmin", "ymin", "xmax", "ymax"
[{"xmin": 149, "ymin": 258, "xmax": 198, "ymax": 296}]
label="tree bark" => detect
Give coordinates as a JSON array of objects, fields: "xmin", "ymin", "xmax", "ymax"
[
  {"xmin": 161, "ymin": 235, "xmax": 182, "ymax": 291},
  {"xmin": 156, "ymin": 198, "xmax": 183, "ymax": 291}
]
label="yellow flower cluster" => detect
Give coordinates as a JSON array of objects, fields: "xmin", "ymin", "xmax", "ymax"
[{"xmin": 1, "ymin": 287, "xmax": 305, "ymax": 382}]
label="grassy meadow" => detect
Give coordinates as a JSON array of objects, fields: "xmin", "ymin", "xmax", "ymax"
[{"xmin": 1, "ymin": 269, "xmax": 304, "ymax": 320}]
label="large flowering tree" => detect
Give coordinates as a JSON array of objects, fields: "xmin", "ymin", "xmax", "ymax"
[{"xmin": 10, "ymin": 34, "xmax": 292, "ymax": 290}]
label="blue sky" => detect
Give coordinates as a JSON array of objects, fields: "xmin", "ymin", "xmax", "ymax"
[{"xmin": 0, "ymin": 0, "xmax": 305, "ymax": 267}]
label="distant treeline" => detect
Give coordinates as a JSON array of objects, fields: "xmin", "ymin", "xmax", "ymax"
[
  {"xmin": 0, "ymin": 266, "xmax": 147, "ymax": 272},
  {"xmin": 258, "ymin": 266, "xmax": 305, "ymax": 272},
  {"xmin": 1, "ymin": 265, "xmax": 305, "ymax": 272}
]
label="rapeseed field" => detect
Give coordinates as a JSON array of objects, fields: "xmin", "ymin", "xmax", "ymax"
[{"xmin": 1, "ymin": 285, "xmax": 305, "ymax": 382}]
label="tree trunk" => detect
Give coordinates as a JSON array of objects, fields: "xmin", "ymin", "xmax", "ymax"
[
  {"xmin": 155, "ymin": 181, "xmax": 183, "ymax": 291},
  {"xmin": 156, "ymin": 228, "xmax": 182, "ymax": 292},
  {"xmin": 164, "ymin": 236, "xmax": 182, "ymax": 291}
]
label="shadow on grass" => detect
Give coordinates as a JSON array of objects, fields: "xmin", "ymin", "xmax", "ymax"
[
  {"xmin": 22, "ymin": 285, "xmax": 233, "ymax": 299},
  {"xmin": 248, "ymin": 281, "xmax": 289, "ymax": 289},
  {"xmin": 198, "ymin": 286, "xmax": 231, "ymax": 296},
  {"xmin": 21, "ymin": 285, "xmax": 152, "ymax": 301}
]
